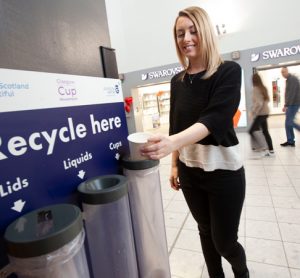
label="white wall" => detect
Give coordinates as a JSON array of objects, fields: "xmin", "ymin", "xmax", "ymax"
[{"xmin": 105, "ymin": 0, "xmax": 300, "ymax": 73}]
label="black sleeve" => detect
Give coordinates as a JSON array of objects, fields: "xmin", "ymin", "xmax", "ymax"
[{"xmin": 198, "ymin": 62, "xmax": 241, "ymax": 144}]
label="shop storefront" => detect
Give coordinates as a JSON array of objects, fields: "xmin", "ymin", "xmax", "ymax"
[
  {"xmin": 125, "ymin": 66, "xmax": 182, "ymax": 132},
  {"xmin": 133, "ymin": 82, "xmax": 171, "ymax": 131},
  {"xmin": 226, "ymin": 40, "xmax": 300, "ymax": 118},
  {"xmin": 255, "ymin": 65, "xmax": 300, "ymax": 115},
  {"xmin": 122, "ymin": 39, "xmax": 300, "ymax": 133}
]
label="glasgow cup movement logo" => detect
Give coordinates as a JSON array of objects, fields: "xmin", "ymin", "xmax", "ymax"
[
  {"xmin": 251, "ymin": 53, "xmax": 260, "ymax": 62},
  {"xmin": 56, "ymin": 79, "xmax": 77, "ymax": 101}
]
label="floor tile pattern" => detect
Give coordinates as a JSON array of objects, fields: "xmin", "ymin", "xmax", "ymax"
[{"xmin": 158, "ymin": 126, "xmax": 300, "ymax": 278}]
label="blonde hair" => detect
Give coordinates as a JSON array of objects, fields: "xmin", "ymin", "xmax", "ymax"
[{"xmin": 173, "ymin": 6, "xmax": 223, "ymax": 79}]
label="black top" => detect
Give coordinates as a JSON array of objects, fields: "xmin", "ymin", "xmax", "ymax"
[{"xmin": 169, "ymin": 61, "xmax": 241, "ymax": 147}]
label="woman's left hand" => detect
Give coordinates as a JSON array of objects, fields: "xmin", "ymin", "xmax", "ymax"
[{"xmin": 141, "ymin": 134, "xmax": 175, "ymax": 160}]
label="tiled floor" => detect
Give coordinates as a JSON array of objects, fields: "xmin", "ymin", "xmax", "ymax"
[{"xmin": 158, "ymin": 126, "xmax": 300, "ymax": 278}]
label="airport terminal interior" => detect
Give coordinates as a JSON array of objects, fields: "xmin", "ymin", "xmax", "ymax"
[{"xmin": 1, "ymin": 1, "xmax": 300, "ymax": 278}]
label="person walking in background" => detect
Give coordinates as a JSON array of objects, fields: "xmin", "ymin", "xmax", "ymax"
[
  {"xmin": 280, "ymin": 66, "xmax": 300, "ymax": 147},
  {"xmin": 249, "ymin": 73, "xmax": 274, "ymax": 156},
  {"xmin": 141, "ymin": 6, "xmax": 249, "ymax": 278}
]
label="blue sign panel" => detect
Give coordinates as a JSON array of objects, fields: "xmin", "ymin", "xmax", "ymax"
[
  {"xmin": 0, "ymin": 68, "xmax": 129, "ymax": 270},
  {"xmin": 0, "ymin": 103, "xmax": 129, "ymax": 232}
]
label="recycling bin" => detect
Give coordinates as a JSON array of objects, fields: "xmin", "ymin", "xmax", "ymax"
[
  {"xmin": 78, "ymin": 175, "xmax": 138, "ymax": 278},
  {"xmin": 122, "ymin": 158, "xmax": 171, "ymax": 278},
  {"xmin": 4, "ymin": 204, "xmax": 90, "ymax": 278}
]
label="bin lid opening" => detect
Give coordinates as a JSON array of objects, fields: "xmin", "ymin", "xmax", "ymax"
[
  {"xmin": 4, "ymin": 204, "xmax": 83, "ymax": 258},
  {"xmin": 78, "ymin": 175, "xmax": 128, "ymax": 205},
  {"xmin": 85, "ymin": 177, "xmax": 120, "ymax": 191}
]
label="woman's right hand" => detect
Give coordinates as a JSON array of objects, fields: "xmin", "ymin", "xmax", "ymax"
[
  {"xmin": 169, "ymin": 166, "xmax": 180, "ymax": 191},
  {"xmin": 140, "ymin": 134, "xmax": 175, "ymax": 160}
]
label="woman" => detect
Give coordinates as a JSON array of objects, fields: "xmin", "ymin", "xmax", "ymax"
[
  {"xmin": 141, "ymin": 6, "xmax": 249, "ymax": 278},
  {"xmin": 249, "ymin": 73, "xmax": 274, "ymax": 156}
]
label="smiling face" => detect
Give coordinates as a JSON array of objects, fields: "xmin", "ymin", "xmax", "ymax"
[
  {"xmin": 173, "ymin": 7, "xmax": 221, "ymax": 78},
  {"xmin": 175, "ymin": 16, "xmax": 200, "ymax": 62}
]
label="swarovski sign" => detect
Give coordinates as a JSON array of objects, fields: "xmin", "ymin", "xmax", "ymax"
[
  {"xmin": 141, "ymin": 66, "xmax": 183, "ymax": 81},
  {"xmin": 251, "ymin": 44, "xmax": 300, "ymax": 62}
]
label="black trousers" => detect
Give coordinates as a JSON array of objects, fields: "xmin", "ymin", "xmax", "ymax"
[
  {"xmin": 249, "ymin": 115, "xmax": 274, "ymax": 151},
  {"xmin": 178, "ymin": 161, "xmax": 248, "ymax": 278}
]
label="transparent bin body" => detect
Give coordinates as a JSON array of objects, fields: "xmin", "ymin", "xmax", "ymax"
[
  {"xmin": 4, "ymin": 204, "xmax": 90, "ymax": 278},
  {"xmin": 78, "ymin": 175, "xmax": 138, "ymax": 278},
  {"xmin": 122, "ymin": 159, "xmax": 171, "ymax": 278}
]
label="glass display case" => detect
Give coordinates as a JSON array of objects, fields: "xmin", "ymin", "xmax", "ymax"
[
  {"xmin": 157, "ymin": 91, "xmax": 170, "ymax": 124},
  {"xmin": 142, "ymin": 93, "xmax": 159, "ymax": 115}
]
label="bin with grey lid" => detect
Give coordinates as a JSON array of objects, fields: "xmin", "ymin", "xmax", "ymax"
[
  {"xmin": 4, "ymin": 203, "xmax": 90, "ymax": 278},
  {"xmin": 122, "ymin": 158, "xmax": 171, "ymax": 278},
  {"xmin": 77, "ymin": 174, "xmax": 138, "ymax": 278}
]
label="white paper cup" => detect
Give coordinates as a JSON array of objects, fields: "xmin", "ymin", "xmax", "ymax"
[{"xmin": 127, "ymin": 132, "xmax": 151, "ymax": 160}]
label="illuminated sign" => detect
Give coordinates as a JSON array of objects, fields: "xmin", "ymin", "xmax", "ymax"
[
  {"xmin": 141, "ymin": 66, "xmax": 183, "ymax": 81},
  {"xmin": 251, "ymin": 44, "xmax": 300, "ymax": 62}
]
